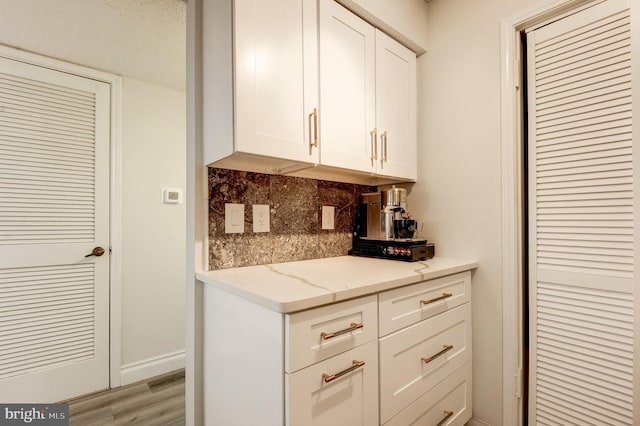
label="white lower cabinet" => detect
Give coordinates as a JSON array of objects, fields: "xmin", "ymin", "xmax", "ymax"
[
  {"xmin": 379, "ymin": 304, "xmax": 472, "ymax": 423},
  {"xmin": 378, "ymin": 271, "xmax": 471, "ymax": 337},
  {"xmin": 287, "ymin": 341, "xmax": 379, "ymax": 425},
  {"xmin": 286, "ymin": 294, "xmax": 378, "ymax": 373},
  {"xmin": 384, "ymin": 362, "xmax": 472, "ymax": 426},
  {"xmin": 203, "ymin": 271, "xmax": 472, "ymax": 425},
  {"xmin": 378, "ymin": 272, "xmax": 473, "ymax": 425}
]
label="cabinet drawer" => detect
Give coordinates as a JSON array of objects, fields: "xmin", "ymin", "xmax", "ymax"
[
  {"xmin": 379, "ymin": 303, "xmax": 471, "ymax": 423},
  {"xmin": 285, "ymin": 295, "xmax": 377, "ymax": 373},
  {"xmin": 378, "ymin": 271, "xmax": 471, "ymax": 336},
  {"xmin": 384, "ymin": 361, "xmax": 472, "ymax": 426},
  {"xmin": 286, "ymin": 340, "xmax": 379, "ymax": 426}
]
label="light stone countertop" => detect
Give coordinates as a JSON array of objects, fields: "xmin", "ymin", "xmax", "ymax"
[{"xmin": 196, "ymin": 256, "xmax": 478, "ymax": 313}]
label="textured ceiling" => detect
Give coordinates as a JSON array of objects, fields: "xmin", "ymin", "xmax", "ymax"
[{"xmin": 0, "ymin": 0, "xmax": 186, "ymax": 91}]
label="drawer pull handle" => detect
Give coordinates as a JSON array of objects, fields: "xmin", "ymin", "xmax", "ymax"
[
  {"xmin": 322, "ymin": 360, "xmax": 366, "ymax": 383},
  {"xmin": 421, "ymin": 345, "xmax": 454, "ymax": 364},
  {"xmin": 436, "ymin": 410, "xmax": 455, "ymax": 426},
  {"xmin": 381, "ymin": 130, "xmax": 388, "ymax": 167},
  {"xmin": 308, "ymin": 108, "xmax": 318, "ymax": 153},
  {"xmin": 420, "ymin": 293, "xmax": 453, "ymax": 306},
  {"xmin": 321, "ymin": 322, "xmax": 364, "ymax": 340},
  {"xmin": 370, "ymin": 128, "xmax": 378, "ymax": 163}
]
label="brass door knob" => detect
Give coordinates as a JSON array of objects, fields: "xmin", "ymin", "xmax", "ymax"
[{"xmin": 85, "ymin": 247, "xmax": 106, "ymax": 258}]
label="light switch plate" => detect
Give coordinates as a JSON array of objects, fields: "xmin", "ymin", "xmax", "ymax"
[
  {"xmin": 225, "ymin": 203, "xmax": 244, "ymax": 234},
  {"xmin": 252, "ymin": 204, "xmax": 270, "ymax": 233},
  {"xmin": 321, "ymin": 206, "xmax": 335, "ymax": 230}
]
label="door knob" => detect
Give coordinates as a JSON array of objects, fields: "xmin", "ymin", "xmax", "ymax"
[{"xmin": 85, "ymin": 247, "xmax": 106, "ymax": 258}]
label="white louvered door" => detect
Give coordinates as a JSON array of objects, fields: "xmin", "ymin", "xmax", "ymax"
[
  {"xmin": 0, "ymin": 56, "xmax": 110, "ymax": 402},
  {"xmin": 527, "ymin": 0, "xmax": 636, "ymax": 424}
]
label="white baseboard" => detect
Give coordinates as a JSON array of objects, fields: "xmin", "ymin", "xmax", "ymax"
[{"xmin": 120, "ymin": 349, "xmax": 185, "ymax": 386}]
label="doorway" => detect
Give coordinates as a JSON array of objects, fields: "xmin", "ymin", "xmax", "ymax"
[
  {"xmin": 502, "ymin": 0, "xmax": 638, "ymax": 424},
  {"xmin": 524, "ymin": 0, "xmax": 634, "ymax": 423},
  {"xmin": 0, "ymin": 51, "xmax": 116, "ymax": 402}
]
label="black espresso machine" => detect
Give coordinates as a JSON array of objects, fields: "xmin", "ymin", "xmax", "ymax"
[{"xmin": 351, "ymin": 187, "xmax": 434, "ymax": 262}]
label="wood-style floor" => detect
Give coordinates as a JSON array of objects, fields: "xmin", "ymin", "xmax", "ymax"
[{"xmin": 64, "ymin": 369, "xmax": 185, "ymax": 425}]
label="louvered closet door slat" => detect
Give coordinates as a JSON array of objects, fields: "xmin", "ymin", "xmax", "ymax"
[
  {"xmin": 0, "ymin": 68, "xmax": 97, "ymax": 245},
  {"xmin": 0, "ymin": 263, "xmax": 96, "ymax": 379},
  {"xmin": 528, "ymin": 0, "xmax": 635, "ymax": 424},
  {"xmin": 0, "ymin": 92, "xmax": 95, "ymax": 119}
]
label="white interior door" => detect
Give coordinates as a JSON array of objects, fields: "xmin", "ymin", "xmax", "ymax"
[
  {"xmin": 527, "ymin": 0, "xmax": 636, "ymax": 423},
  {"xmin": 0, "ymin": 56, "xmax": 110, "ymax": 402}
]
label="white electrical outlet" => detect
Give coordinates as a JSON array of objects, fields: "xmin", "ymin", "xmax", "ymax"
[
  {"xmin": 252, "ymin": 204, "xmax": 270, "ymax": 233},
  {"xmin": 225, "ymin": 203, "xmax": 244, "ymax": 234},
  {"xmin": 321, "ymin": 206, "xmax": 335, "ymax": 230}
]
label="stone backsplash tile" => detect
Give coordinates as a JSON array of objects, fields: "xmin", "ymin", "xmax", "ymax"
[
  {"xmin": 318, "ymin": 232, "xmax": 353, "ymax": 258},
  {"xmin": 209, "ymin": 233, "xmax": 273, "ymax": 270},
  {"xmin": 208, "ymin": 168, "xmax": 375, "ymax": 270},
  {"xmin": 318, "ymin": 180, "xmax": 365, "ymax": 234},
  {"xmin": 270, "ymin": 175, "xmax": 318, "ymax": 235},
  {"xmin": 270, "ymin": 234, "xmax": 319, "ymax": 264}
]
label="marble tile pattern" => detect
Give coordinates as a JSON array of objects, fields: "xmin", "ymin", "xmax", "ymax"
[
  {"xmin": 197, "ymin": 256, "xmax": 479, "ymax": 313},
  {"xmin": 208, "ymin": 168, "xmax": 375, "ymax": 270}
]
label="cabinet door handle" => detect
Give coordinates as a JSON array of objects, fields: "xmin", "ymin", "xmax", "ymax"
[
  {"xmin": 436, "ymin": 410, "xmax": 455, "ymax": 426},
  {"xmin": 381, "ymin": 130, "xmax": 388, "ymax": 167},
  {"xmin": 322, "ymin": 360, "xmax": 365, "ymax": 383},
  {"xmin": 320, "ymin": 322, "xmax": 364, "ymax": 340},
  {"xmin": 308, "ymin": 108, "xmax": 318, "ymax": 153},
  {"xmin": 420, "ymin": 293, "xmax": 453, "ymax": 306},
  {"xmin": 370, "ymin": 128, "xmax": 378, "ymax": 163},
  {"xmin": 421, "ymin": 345, "xmax": 454, "ymax": 364}
]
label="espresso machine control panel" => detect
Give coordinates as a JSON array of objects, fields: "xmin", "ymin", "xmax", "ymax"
[{"xmin": 351, "ymin": 239, "xmax": 434, "ymax": 262}]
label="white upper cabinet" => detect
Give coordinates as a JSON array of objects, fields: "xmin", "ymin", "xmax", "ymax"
[
  {"xmin": 203, "ymin": 0, "xmax": 417, "ymax": 183},
  {"xmin": 318, "ymin": 0, "xmax": 417, "ymax": 180},
  {"xmin": 318, "ymin": 0, "xmax": 376, "ymax": 173},
  {"xmin": 375, "ymin": 30, "xmax": 417, "ymax": 180},
  {"xmin": 234, "ymin": 0, "xmax": 319, "ymax": 163}
]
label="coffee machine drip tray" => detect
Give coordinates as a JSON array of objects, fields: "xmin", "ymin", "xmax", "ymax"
[{"xmin": 351, "ymin": 238, "xmax": 434, "ymax": 262}]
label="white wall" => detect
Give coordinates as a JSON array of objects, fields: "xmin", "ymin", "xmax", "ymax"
[
  {"xmin": 120, "ymin": 77, "xmax": 186, "ymax": 378},
  {"xmin": 411, "ymin": 0, "xmax": 536, "ymax": 424},
  {"xmin": 337, "ymin": 0, "xmax": 429, "ymax": 52},
  {"xmin": 0, "ymin": 0, "xmax": 187, "ymax": 386}
]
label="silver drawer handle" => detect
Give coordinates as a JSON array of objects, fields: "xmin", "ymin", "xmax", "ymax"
[
  {"xmin": 381, "ymin": 130, "xmax": 387, "ymax": 167},
  {"xmin": 370, "ymin": 128, "xmax": 378, "ymax": 162},
  {"xmin": 321, "ymin": 322, "xmax": 363, "ymax": 340},
  {"xmin": 420, "ymin": 293, "xmax": 453, "ymax": 306},
  {"xmin": 421, "ymin": 345, "xmax": 454, "ymax": 364},
  {"xmin": 308, "ymin": 108, "xmax": 318, "ymax": 153},
  {"xmin": 436, "ymin": 410, "xmax": 455, "ymax": 426},
  {"xmin": 322, "ymin": 360, "xmax": 365, "ymax": 383}
]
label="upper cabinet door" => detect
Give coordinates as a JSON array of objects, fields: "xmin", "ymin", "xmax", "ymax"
[
  {"xmin": 234, "ymin": 0, "xmax": 319, "ymax": 163},
  {"xmin": 375, "ymin": 30, "xmax": 417, "ymax": 180},
  {"xmin": 319, "ymin": 0, "xmax": 376, "ymax": 173}
]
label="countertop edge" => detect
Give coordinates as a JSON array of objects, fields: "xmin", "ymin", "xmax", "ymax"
[
  {"xmin": 195, "ymin": 272, "xmax": 308, "ymax": 312},
  {"xmin": 196, "ymin": 257, "xmax": 478, "ymax": 314}
]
